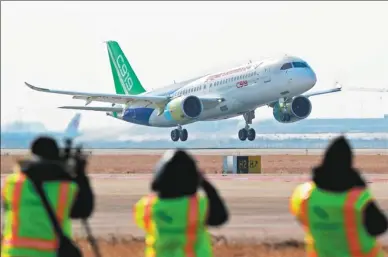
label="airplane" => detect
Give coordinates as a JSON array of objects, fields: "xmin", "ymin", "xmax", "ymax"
[
  {"xmin": 24, "ymin": 41, "xmax": 342, "ymax": 142},
  {"xmin": 1, "ymin": 113, "xmax": 82, "ymax": 148}
]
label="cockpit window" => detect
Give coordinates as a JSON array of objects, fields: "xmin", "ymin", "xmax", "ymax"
[
  {"xmin": 292, "ymin": 62, "xmax": 308, "ymax": 68},
  {"xmin": 280, "ymin": 63, "xmax": 292, "ymax": 70}
]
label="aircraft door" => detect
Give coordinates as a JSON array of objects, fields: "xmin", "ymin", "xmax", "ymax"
[{"xmin": 262, "ymin": 68, "xmax": 272, "ymax": 84}]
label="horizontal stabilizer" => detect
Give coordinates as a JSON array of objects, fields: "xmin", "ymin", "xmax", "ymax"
[{"xmin": 59, "ymin": 106, "xmax": 123, "ymax": 112}]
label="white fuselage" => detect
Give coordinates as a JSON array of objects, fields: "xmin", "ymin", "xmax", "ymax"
[{"xmin": 123, "ymin": 55, "xmax": 317, "ymax": 127}]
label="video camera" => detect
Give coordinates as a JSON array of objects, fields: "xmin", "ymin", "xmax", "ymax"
[{"xmin": 60, "ymin": 138, "xmax": 87, "ymax": 177}]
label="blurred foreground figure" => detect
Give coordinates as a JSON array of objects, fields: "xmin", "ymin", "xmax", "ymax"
[
  {"xmin": 133, "ymin": 149, "xmax": 229, "ymax": 257},
  {"xmin": 1, "ymin": 136, "xmax": 95, "ymax": 257},
  {"xmin": 289, "ymin": 136, "xmax": 387, "ymax": 257}
]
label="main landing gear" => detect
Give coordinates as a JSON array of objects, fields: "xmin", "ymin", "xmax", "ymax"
[
  {"xmin": 171, "ymin": 125, "xmax": 188, "ymax": 142},
  {"xmin": 238, "ymin": 110, "xmax": 256, "ymax": 141}
]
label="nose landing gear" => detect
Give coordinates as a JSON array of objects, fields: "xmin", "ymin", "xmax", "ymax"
[{"xmin": 238, "ymin": 110, "xmax": 256, "ymax": 141}]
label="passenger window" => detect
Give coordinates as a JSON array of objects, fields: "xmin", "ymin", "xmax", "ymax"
[{"xmin": 280, "ymin": 63, "xmax": 292, "ymax": 70}]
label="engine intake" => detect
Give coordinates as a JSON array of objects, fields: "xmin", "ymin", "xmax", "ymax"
[
  {"xmin": 273, "ymin": 96, "xmax": 312, "ymax": 123},
  {"xmin": 164, "ymin": 95, "xmax": 203, "ymax": 122}
]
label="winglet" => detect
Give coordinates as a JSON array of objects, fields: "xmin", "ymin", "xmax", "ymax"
[
  {"xmin": 25, "ymin": 82, "xmax": 50, "ymax": 92},
  {"xmin": 334, "ymin": 81, "xmax": 343, "ymax": 90}
]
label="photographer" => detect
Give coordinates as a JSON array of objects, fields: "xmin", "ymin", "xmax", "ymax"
[
  {"xmin": 289, "ymin": 136, "xmax": 386, "ymax": 257},
  {"xmin": 133, "ymin": 149, "xmax": 229, "ymax": 257},
  {"xmin": 1, "ymin": 136, "xmax": 95, "ymax": 257}
]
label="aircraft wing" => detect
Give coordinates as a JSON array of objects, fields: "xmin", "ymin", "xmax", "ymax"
[
  {"xmin": 268, "ymin": 82, "xmax": 342, "ymax": 107},
  {"xmin": 199, "ymin": 96, "xmax": 226, "ymax": 109},
  {"xmin": 344, "ymin": 87, "xmax": 388, "ymax": 92},
  {"xmin": 25, "ymin": 82, "xmax": 170, "ymax": 105},
  {"xmin": 26, "ymin": 82, "xmax": 223, "ymax": 114},
  {"xmin": 59, "ymin": 106, "xmax": 124, "ymax": 112},
  {"xmin": 302, "ymin": 82, "xmax": 342, "ymax": 98}
]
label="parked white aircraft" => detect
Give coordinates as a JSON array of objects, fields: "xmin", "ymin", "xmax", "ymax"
[{"xmin": 25, "ymin": 41, "xmax": 342, "ymax": 142}]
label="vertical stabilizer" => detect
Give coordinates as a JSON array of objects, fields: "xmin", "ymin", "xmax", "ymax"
[
  {"xmin": 64, "ymin": 113, "xmax": 81, "ymax": 138},
  {"xmin": 106, "ymin": 40, "xmax": 146, "ymax": 95}
]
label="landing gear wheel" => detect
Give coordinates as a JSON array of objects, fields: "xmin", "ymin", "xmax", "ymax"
[
  {"xmin": 238, "ymin": 129, "xmax": 248, "ymax": 141},
  {"xmin": 180, "ymin": 129, "xmax": 188, "ymax": 141},
  {"xmin": 171, "ymin": 129, "xmax": 180, "ymax": 142},
  {"xmin": 247, "ymin": 128, "xmax": 256, "ymax": 141}
]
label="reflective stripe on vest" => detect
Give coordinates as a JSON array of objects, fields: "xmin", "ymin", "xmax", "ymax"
[
  {"xmin": 344, "ymin": 189, "xmax": 381, "ymax": 257},
  {"xmin": 299, "ymin": 183, "xmax": 318, "ymax": 257},
  {"xmin": 2, "ymin": 172, "xmax": 74, "ymax": 251},
  {"xmin": 143, "ymin": 194, "xmax": 200, "ymax": 257},
  {"xmin": 300, "ymin": 185, "xmax": 381, "ymax": 257}
]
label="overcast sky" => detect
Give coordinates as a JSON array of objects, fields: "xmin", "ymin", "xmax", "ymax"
[{"xmin": 2, "ymin": 1, "xmax": 388, "ymax": 131}]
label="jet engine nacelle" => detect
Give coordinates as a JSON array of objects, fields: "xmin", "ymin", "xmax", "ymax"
[
  {"xmin": 273, "ymin": 96, "xmax": 312, "ymax": 123},
  {"xmin": 164, "ymin": 95, "xmax": 203, "ymax": 122}
]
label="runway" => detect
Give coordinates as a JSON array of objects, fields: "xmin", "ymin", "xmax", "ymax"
[
  {"xmin": 3, "ymin": 174, "xmax": 386, "ymax": 243},
  {"xmin": 69, "ymin": 176, "xmax": 388, "ymax": 243},
  {"xmin": 2, "ymin": 148, "xmax": 387, "ymax": 156}
]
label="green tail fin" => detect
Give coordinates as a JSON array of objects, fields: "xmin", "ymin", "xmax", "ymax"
[{"xmin": 106, "ymin": 40, "xmax": 146, "ymax": 95}]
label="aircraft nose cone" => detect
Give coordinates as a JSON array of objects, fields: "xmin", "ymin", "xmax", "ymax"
[{"xmin": 305, "ymin": 69, "xmax": 317, "ymax": 89}]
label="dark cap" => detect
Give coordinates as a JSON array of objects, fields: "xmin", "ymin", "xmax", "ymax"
[
  {"xmin": 31, "ymin": 136, "xmax": 60, "ymax": 161},
  {"xmin": 321, "ymin": 136, "xmax": 353, "ymax": 171},
  {"xmin": 152, "ymin": 149, "xmax": 200, "ymax": 197}
]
